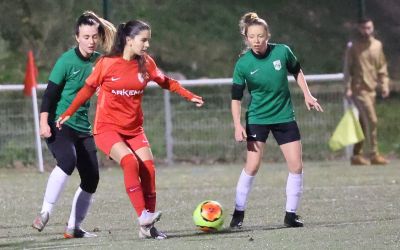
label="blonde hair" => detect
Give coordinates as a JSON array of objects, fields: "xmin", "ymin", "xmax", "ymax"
[
  {"xmin": 76, "ymin": 11, "xmax": 116, "ymax": 53},
  {"xmin": 239, "ymin": 12, "xmax": 270, "ymax": 38}
]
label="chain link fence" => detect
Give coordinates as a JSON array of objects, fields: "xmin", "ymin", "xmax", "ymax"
[{"xmin": 1, "ymin": 77, "xmax": 398, "ymax": 168}]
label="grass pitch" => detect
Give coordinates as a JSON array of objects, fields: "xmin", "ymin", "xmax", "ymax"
[{"xmin": 1, "ymin": 160, "xmax": 399, "ymax": 249}]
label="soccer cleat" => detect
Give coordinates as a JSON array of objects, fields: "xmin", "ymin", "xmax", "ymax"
[
  {"xmin": 139, "ymin": 225, "xmax": 167, "ymax": 240},
  {"xmin": 284, "ymin": 212, "xmax": 303, "ymax": 227},
  {"xmin": 63, "ymin": 228, "xmax": 97, "ymax": 238},
  {"xmin": 138, "ymin": 210, "xmax": 162, "ymax": 226},
  {"xmin": 351, "ymin": 155, "xmax": 370, "ymax": 165},
  {"xmin": 370, "ymin": 154, "xmax": 389, "ymax": 165},
  {"xmin": 230, "ymin": 209, "xmax": 244, "ymax": 229},
  {"xmin": 32, "ymin": 212, "xmax": 49, "ymax": 232}
]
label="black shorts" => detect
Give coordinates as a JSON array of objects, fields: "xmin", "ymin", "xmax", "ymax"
[{"xmin": 246, "ymin": 121, "xmax": 301, "ymax": 145}]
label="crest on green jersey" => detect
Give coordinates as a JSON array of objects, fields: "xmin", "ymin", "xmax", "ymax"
[{"xmin": 273, "ymin": 60, "xmax": 281, "ymax": 70}]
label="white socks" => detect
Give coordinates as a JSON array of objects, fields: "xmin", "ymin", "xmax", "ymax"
[
  {"xmin": 285, "ymin": 172, "xmax": 303, "ymax": 213},
  {"xmin": 234, "ymin": 169, "xmax": 303, "ymax": 213},
  {"xmin": 234, "ymin": 169, "xmax": 255, "ymax": 211},
  {"xmin": 41, "ymin": 166, "xmax": 69, "ymax": 215},
  {"xmin": 67, "ymin": 187, "xmax": 93, "ymax": 229}
]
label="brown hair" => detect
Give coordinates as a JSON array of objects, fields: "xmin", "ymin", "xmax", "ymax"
[
  {"xmin": 75, "ymin": 11, "xmax": 116, "ymax": 53},
  {"xmin": 107, "ymin": 20, "xmax": 151, "ymax": 79}
]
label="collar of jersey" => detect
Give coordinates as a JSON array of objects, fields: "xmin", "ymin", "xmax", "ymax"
[
  {"xmin": 74, "ymin": 47, "xmax": 93, "ymax": 62},
  {"xmin": 251, "ymin": 44, "xmax": 272, "ymax": 59}
]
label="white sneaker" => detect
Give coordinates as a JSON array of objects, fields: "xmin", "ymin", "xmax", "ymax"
[
  {"xmin": 138, "ymin": 210, "xmax": 162, "ymax": 226},
  {"xmin": 32, "ymin": 212, "xmax": 49, "ymax": 232},
  {"xmin": 139, "ymin": 225, "xmax": 167, "ymax": 240}
]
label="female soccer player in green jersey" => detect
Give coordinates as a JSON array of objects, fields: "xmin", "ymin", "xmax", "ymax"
[
  {"xmin": 32, "ymin": 11, "xmax": 115, "ymax": 238},
  {"xmin": 230, "ymin": 12, "xmax": 323, "ymax": 229}
]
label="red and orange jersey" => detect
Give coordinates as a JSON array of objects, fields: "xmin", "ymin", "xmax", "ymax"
[{"xmin": 86, "ymin": 54, "xmax": 194, "ymax": 136}]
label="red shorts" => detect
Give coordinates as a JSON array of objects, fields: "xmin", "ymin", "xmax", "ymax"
[{"xmin": 94, "ymin": 131, "xmax": 150, "ymax": 157}]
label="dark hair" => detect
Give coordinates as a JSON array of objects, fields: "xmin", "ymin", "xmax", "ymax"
[
  {"xmin": 108, "ymin": 20, "xmax": 151, "ymax": 78},
  {"xmin": 358, "ymin": 17, "xmax": 373, "ymax": 24},
  {"xmin": 75, "ymin": 11, "xmax": 116, "ymax": 53}
]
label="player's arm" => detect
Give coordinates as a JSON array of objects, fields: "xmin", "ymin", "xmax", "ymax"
[
  {"xmin": 56, "ymin": 84, "xmax": 97, "ymax": 128},
  {"xmin": 294, "ymin": 70, "xmax": 323, "ymax": 112},
  {"xmin": 286, "ymin": 46, "xmax": 323, "ymax": 112},
  {"xmin": 154, "ymin": 76, "xmax": 203, "ymax": 107},
  {"xmin": 57, "ymin": 57, "xmax": 105, "ymax": 127},
  {"xmin": 40, "ymin": 81, "xmax": 64, "ymax": 137},
  {"xmin": 231, "ymin": 83, "xmax": 247, "ymax": 142},
  {"xmin": 147, "ymin": 55, "xmax": 203, "ymax": 107}
]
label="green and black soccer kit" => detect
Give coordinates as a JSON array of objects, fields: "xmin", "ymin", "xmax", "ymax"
[
  {"xmin": 231, "ymin": 43, "xmax": 301, "ymax": 145},
  {"xmin": 41, "ymin": 47, "xmax": 100, "ymax": 193}
]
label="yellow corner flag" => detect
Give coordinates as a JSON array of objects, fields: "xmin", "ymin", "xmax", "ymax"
[{"xmin": 328, "ymin": 109, "xmax": 365, "ymax": 151}]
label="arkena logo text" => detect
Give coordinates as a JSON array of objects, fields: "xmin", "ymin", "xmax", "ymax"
[{"xmin": 111, "ymin": 89, "xmax": 144, "ymax": 96}]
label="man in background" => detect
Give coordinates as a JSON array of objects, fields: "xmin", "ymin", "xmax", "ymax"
[{"xmin": 343, "ymin": 17, "xmax": 390, "ymax": 165}]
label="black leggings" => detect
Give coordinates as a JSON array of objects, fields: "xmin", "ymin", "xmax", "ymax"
[{"xmin": 46, "ymin": 123, "xmax": 99, "ymax": 193}]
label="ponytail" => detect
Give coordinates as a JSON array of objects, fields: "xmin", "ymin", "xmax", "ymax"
[
  {"xmin": 108, "ymin": 23, "xmax": 127, "ymax": 56},
  {"xmin": 76, "ymin": 11, "xmax": 116, "ymax": 53}
]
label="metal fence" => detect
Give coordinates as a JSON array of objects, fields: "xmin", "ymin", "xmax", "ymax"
[{"xmin": 1, "ymin": 74, "xmax": 371, "ymax": 168}]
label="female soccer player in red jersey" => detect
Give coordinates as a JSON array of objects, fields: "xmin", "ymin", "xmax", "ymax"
[{"xmin": 57, "ymin": 20, "xmax": 204, "ymax": 239}]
